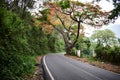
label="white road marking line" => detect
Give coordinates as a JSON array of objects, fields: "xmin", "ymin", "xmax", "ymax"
[{"xmin": 43, "ymin": 56, "xmax": 55, "ymax": 80}]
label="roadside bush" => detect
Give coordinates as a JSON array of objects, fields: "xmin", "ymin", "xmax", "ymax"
[
  {"xmin": 55, "ymin": 39, "xmax": 65, "ymax": 52},
  {"xmin": 0, "ymin": 8, "xmax": 65, "ymax": 80},
  {"xmin": 70, "ymin": 47, "xmax": 77, "ymax": 56},
  {"xmin": 0, "ymin": 8, "xmax": 34, "ymax": 80},
  {"xmin": 110, "ymin": 46, "xmax": 120, "ymax": 64},
  {"xmin": 0, "ymin": 8, "xmax": 44, "ymax": 80},
  {"xmin": 47, "ymin": 31, "xmax": 65, "ymax": 53},
  {"xmin": 0, "ymin": 52, "xmax": 36, "ymax": 80},
  {"xmin": 95, "ymin": 43, "xmax": 120, "ymax": 64},
  {"xmin": 27, "ymin": 26, "xmax": 50, "ymax": 55}
]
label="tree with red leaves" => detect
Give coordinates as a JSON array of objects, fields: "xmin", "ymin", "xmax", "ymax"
[{"xmin": 40, "ymin": 0, "xmax": 109, "ymax": 55}]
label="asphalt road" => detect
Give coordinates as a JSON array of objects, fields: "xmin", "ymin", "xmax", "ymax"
[{"xmin": 42, "ymin": 54, "xmax": 120, "ymax": 80}]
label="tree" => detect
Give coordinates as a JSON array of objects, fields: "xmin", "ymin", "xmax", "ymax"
[
  {"xmin": 91, "ymin": 29, "xmax": 117, "ymax": 46},
  {"xmin": 94, "ymin": 0, "xmax": 120, "ymax": 22},
  {"xmin": 118, "ymin": 38, "xmax": 120, "ymax": 46},
  {"xmin": 4, "ymin": 0, "xmax": 35, "ymax": 19},
  {"xmin": 91, "ymin": 29, "xmax": 120, "ymax": 64},
  {"xmin": 0, "ymin": 0, "xmax": 7, "ymax": 8},
  {"xmin": 39, "ymin": 0, "xmax": 109, "ymax": 55},
  {"xmin": 109, "ymin": 0, "xmax": 120, "ymax": 21},
  {"xmin": 75, "ymin": 37, "xmax": 91, "ymax": 56}
]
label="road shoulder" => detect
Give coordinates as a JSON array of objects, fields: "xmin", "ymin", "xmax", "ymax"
[
  {"xmin": 65, "ymin": 55, "xmax": 120, "ymax": 74},
  {"xmin": 27, "ymin": 56, "xmax": 44, "ymax": 80}
]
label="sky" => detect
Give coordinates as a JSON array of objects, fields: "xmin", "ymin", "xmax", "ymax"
[{"xmin": 102, "ymin": 24, "xmax": 120, "ymax": 38}]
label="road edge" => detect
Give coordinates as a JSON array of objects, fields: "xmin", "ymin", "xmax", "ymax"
[{"xmin": 42, "ymin": 56, "xmax": 55, "ymax": 80}]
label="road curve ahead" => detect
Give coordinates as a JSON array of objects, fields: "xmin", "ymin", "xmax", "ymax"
[{"xmin": 42, "ymin": 54, "xmax": 120, "ymax": 80}]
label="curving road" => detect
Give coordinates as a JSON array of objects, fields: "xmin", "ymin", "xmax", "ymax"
[{"xmin": 42, "ymin": 54, "xmax": 120, "ymax": 80}]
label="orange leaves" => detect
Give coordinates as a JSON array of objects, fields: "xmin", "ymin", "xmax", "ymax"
[
  {"xmin": 48, "ymin": 10, "xmax": 62, "ymax": 25},
  {"xmin": 48, "ymin": 6, "xmax": 72, "ymax": 27},
  {"xmin": 32, "ymin": 18, "xmax": 41, "ymax": 27},
  {"xmin": 42, "ymin": 24, "xmax": 53, "ymax": 35},
  {"xmin": 41, "ymin": 1, "xmax": 110, "ymax": 35},
  {"xmin": 32, "ymin": 17, "xmax": 53, "ymax": 35}
]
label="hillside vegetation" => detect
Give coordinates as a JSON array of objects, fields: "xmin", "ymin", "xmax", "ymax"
[{"xmin": 0, "ymin": 7, "xmax": 64, "ymax": 80}]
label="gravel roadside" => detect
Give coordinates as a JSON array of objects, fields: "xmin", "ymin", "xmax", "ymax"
[{"xmin": 27, "ymin": 56, "xmax": 44, "ymax": 80}]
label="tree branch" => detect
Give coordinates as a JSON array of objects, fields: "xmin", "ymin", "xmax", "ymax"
[
  {"xmin": 48, "ymin": 21, "xmax": 68, "ymax": 44},
  {"xmin": 72, "ymin": 22, "xmax": 81, "ymax": 48},
  {"xmin": 55, "ymin": 11, "xmax": 69, "ymax": 32}
]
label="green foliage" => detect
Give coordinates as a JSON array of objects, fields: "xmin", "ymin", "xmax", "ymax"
[
  {"xmin": 59, "ymin": 0, "xmax": 70, "ymax": 9},
  {"xmin": 0, "ymin": 8, "xmax": 30, "ymax": 55},
  {"xmin": 0, "ymin": 53, "xmax": 36, "ymax": 80},
  {"xmin": 90, "ymin": 29, "xmax": 120, "ymax": 64},
  {"xmin": 0, "ymin": 0, "xmax": 7, "ymax": 8},
  {"xmin": 75, "ymin": 36, "xmax": 85, "ymax": 50},
  {"xmin": 75, "ymin": 37, "xmax": 91, "ymax": 55},
  {"xmin": 95, "ymin": 44, "xmax": 120, "ymax": 64},
  {"xmin": 0, "ymin": 8, "xmax": 52, "ymax": 80},
  {"xmin": 91, "ymin": 29, "xmax": 116, "ymax": 46},
  {"xmin": 71, "ymin": 47, "xmax": 77, "ymax": 56},
  {"xmin": 5, "ymin": 0, "xmax": 34, "ymax": 19},
  {"xmin": 0, "ymin": 7, "xmax": 65, "ymax": 79},
  {"xmin": 118, "ymin": 38, "xmax": 120, "ymax": 44},
  {"xmin": 39, "ymin": 9, "xmax": 49, "ymax": 21},
  {"xmin": 108, "ymin": 0, "xmax": 120, "ymax": 21},
  {"xmin": 84, "ymin": 38, "xmax": 91, "ymax": 49},
  {"xmin": 27, "ymin": 26, "xmax": 50, "ymax": 55},
  {"xmin": 47, "ymin": 31, "xmax": 65, "ymax": 53}
]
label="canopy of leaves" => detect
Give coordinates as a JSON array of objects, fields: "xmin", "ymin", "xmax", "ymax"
[
  {"xmin": 109, "ymin": 0, "xmax": 120, "ymax": 21},
  {"xmin": 91, "ymin": 29, "xmax": 116, "ymax": 46},
  {"xmin": 40, "ymin": 0, "xmax": 111, "ymax": 55},
  {"xmin": 58, "ymin": 0, "xmax": 110, "ymax": 26},
  {"xmin": 94, "ymin": 0, "xmax": 120, "ymax": 22},
  {"xmin": 42, "ymin": 0, "xmax": 110, "ymax": 37},
  {"xmin": 58, "ymin": 0, "xmax": 70, "ymax": 9}
]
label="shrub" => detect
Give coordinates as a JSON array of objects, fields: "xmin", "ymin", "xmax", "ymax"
[
  {"xmin": 0, "ymin": 8, "xmax": 65, "ymax": 80},
  {"xmin": 95, "ymin": 43, "xmax": 120, "ymax": 64}
]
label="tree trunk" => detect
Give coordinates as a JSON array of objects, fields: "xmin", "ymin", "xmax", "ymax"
[
  {"xmin": 65, "ymin": 46, "xmax": 72, "ymax": 55},
  {"xmin": 65, "ymin": 42, "xmax": 73, "ymax": 55},
  {"xmin": 65, "ymin": 22, "xmax": 81, "ymax": 55}
]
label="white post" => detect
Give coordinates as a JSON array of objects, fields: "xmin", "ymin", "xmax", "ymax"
[
  {"xmin": 92, "ymin": 50, "xmax": 96, "ymax": 57},
  {"xmin": 77, "ymin": 50, "xmax": 81, "ymax": 57}
]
